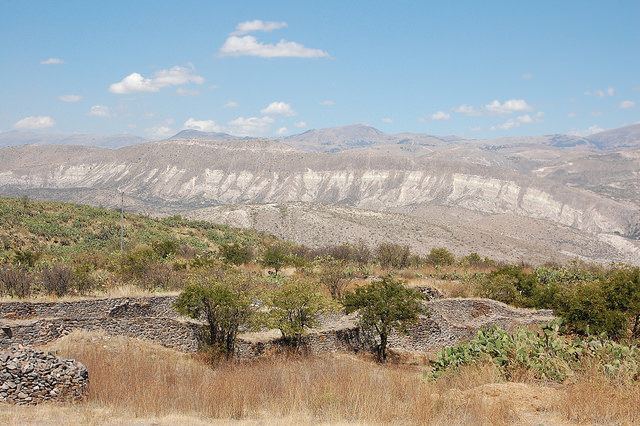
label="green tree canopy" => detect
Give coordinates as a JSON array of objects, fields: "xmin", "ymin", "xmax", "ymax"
[
  {"xmin": 174, "ymin": 270, "xmax": 258, "ymax": 358},
  {"xmin": 344, "ymin": 276, "xmax": 425, "ymax": 362},
  {"xmin": 265, "ymin": 278, "xmax": 335, "ymax": 345}
]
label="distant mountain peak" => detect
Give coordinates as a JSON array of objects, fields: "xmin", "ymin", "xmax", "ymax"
[{"xmin": 168, "ymin": 129, "xmax": 237, "ymax": 141}]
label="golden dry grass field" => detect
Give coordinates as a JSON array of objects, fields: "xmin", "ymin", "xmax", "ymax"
[{"xmin": 1, "ymin": 331, "xmax": 638, "ymax": 425}]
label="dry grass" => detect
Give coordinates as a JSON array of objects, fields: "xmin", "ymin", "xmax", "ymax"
[
  {"xmin": 1, "ymin": 331, "xmax": 636, "ymax": 425},
  {"xmin": 561, "ymin": 368, "xmax": 640, "ymax": 424},
  {"xmin": 34, "ymin": 331, "xmax": 519, "ymax": 425},
  {"xmin": 405, "ymin": 276, "xmax": 479, "ymax": 298},
  {"xmin": 0, "ymin": 286, "xmax": 179, "ymax": 303}
]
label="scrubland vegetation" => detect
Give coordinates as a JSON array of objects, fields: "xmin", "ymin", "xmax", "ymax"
[
  {"xmin": 2, "ymin": 196, "xmax": 640, "ymax": 424},
  {"xmin": 1, "ymin": 196, "xmax": 638, "ymax": 344}
]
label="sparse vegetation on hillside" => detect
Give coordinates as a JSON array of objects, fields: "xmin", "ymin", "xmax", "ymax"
[
  {"xmin": 2, "ymin": 196, "xmax": 639, "ymax": 346},
  {"xmin": 0, "ymin": 196, "xmax": 277, "ymax": 297}
]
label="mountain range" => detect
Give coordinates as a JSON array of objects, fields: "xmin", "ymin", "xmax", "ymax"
[{"xmin": 0, "ymin": 123, "xmax": 639, "ymax": 264}]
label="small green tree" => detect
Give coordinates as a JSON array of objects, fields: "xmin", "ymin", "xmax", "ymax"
[
  {"xmin": 344, "ymin": 276, "xmax": 426, "ymax": 362},
  {"xmin": 314, "ymin": 256, "xmax": 352, "ymax": 299},
  {"xmin": 219, "ymin": 242, "xmax": 254, "ymax": 265},
  {"xmin": 260, "ymin": 243, "xmax": 291, "ymax": 275},
  {"xmin": 152, "ymin": 238, "xmax": 180, "ymax": 259},
  {"xmin": 174, "ymin": 271, "xmax": 257, "ymax": 358},
  {"xmin": 603, "ymin": 267, "xmax": 640, "ymax": 338},
  {"xmin": 427, "ymin": 247, "xmax": 455, "ymax": 266},
  {"xmin": 554, "ymin": 281, "xmax": 628, "ymax": 339},
  {"xmin": 265, "ymin": 278, "xmax": 334, "ymax": 345},
  {"xmin": 375, "ymin": 243, "xmax": 411, "ymax": 269}
]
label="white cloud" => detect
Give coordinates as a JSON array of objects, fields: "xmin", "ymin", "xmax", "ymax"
[
  {"xmin": 320, "ymin": 99, "xmax": 335, "ymax": 106},
  {"xmin": 232, "ymin": 20, "xmax": 287, "ymax": 35},
  {"xmin": 14, "ymin": 115, "xmax": 55, "ymax": 129},
  {"xmin": 41, "ymin": 57, "xmax": 64, "ymax": 65},
  {"xmin": 567, "ymin": 112, "xmax": 577, "ymax": 118},
  {"xmin": 485, "ymin": 99, "xmax": 532, "ymax": 114},
  {"xmin": 228, "ymin": 116, "xmax": 274, "ymax": 136},
  {"xmin": 109, "ymin": 66, "xmax": 204, "ymax": 94},
  {"xmin": 219, "ymin": 35, "xmax": 329, "ymax": 58},
  {"xmin": 58, "ymin": 94, "xmax": 82, "ymax": 103},
  {"xmin": 184, "ymin": 118, "xmax": 223, "ymax": 132},
  {"xmin": 620, "ymin": 100, "xmax": 636, "ymax": 109},
  {"xmin": 261, "ymin": 101, "xmax": 295, "ymax": 116},
  {"xmin": 521, "ymin": 72, "xmax": 533, "ymax": 80},
  {"xmin": 568, "ymin": 125, "xmax": 605, "ymax": 137},
  {"xmin": 491, "ymin": 112, "xmax": 543, "ymax": 130},
  {"xmin": 294, "ymin": 121, "xmax": 307, "ymax": 128},
  {"xmin": 276, "ymin": 127, "xmax": 288, "ymax": 135},
  {"xmin": 453, "ymin": 104, "xmax": 480, "ymax": 116},
  {"xmin": 586, "ymin": 87, "xmax": 615, "ymax": 97},
  {"xmin": 176, "ymin": 87, "xmax": 200, "ymax": 96},
  {"xmin": 88, "ymin": 105, "xmax": 110, "ymax": 117},
  {"xmin": 381, "ymin": 117, "xmax": 393, "ymax": 123},
  {"xmin": 146, "ymin": 125, "xmax": 174, "ymax": 138},
  {"xmin": 431, "ymin": 111, "xmax": 451, "ymax": 121},
  {"xmin": 224, "ymin": 101, "xmax": 239, "ymax": 108}
]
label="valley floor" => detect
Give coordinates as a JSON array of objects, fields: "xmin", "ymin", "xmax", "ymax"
[{"xmin": 1, "ymin": 331, "xmax": 637, "ymax": 425}]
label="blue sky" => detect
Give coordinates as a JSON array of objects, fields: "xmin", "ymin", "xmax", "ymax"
[{"xmin": 1, "ymin": 0, "xmax": 638, "ymax": 139}]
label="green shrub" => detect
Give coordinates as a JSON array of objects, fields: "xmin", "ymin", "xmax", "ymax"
[
  {"xmin": 430, "ymin": 323, "xmax": 640, "ymax": 382},
  {"xmin": 219, "ymin": 242, "xmax": 254, "ymax": 265},
  {"xmin": 344, "ymin": 275, "xmax": 426, "ymax": 362},
  {"xmin": 427, "ymin": 247, "xmax": 455, "ymax": 266},
  {"xmin": 264, "ymin": 278, "xmax": 335, "ymax": 345},
  {"xmin": 314, "ymin": 256, "xmax": 352, "ymax": 299},
  {"xmin": 175, "ymin": 270, "xmax": 258, "ymax": 358},
  {"xmin": 152, "ymin": 238, "xmax": 180, "ymax": 259},
  {"xmin": 375, "ymin": 243, "xmax": 411, "ymax": 269},
  {"xmin": 260, "ymin": 243, "xmax": 292, "ymax": 275}
]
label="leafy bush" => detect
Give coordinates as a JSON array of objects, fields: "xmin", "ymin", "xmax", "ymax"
[
  {"xmin": 344, "ymin": 276, "xmax": 426, "ymax": 362},
  {"xmin": 478, "ymin": 266, "xmax": 539, "ymax": 307},
  {"xmin": 264, "ymin": 278, "xmax": 335, "ymax": 345},
  {"xmin": 427, "ymin": 247, "xmax": 455, "ymax": 266},
  {"xmin": 13, "ymin": 249, "xmax": 41, "ymax": 268},
  {"xmin": 314, "ymin": 256, "xmax": 352, "ymax": 299},
  {"xmin": 219, "ymin": 242, "xmax": 254, "ymax": 265},
  {"xmin": 460, "ymin": 252, "xmax": 495, "ymax": 268},
  {"xmin": 554, "ymin": 281, "xmax": 629, "ymax": 339},
  {"xmin": 175, "ymin": 270, "xmax": 258, "ymax": 358},
  {"xmin": 260, "ymin": 243, "xmax": 291, "ymax": 275},
  {"xmin": 430, "ymin": 323, "xmax": 640, "ymax": 382},
  {"xmin": 375, "ymin": 243, "xmax": 411, "ymax": 269},
  {"xmin": 152, "ymin": 238, "xmax": 180, "ymax": 259}
]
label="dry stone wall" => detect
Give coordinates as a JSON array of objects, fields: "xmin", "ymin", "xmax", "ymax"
[
  {"xmin": 0, "ymin": 345, "xmax": 88, "ymax": 404},
  {"xmin": 0, "ymin": 292, "xmax": 555, "ymax": 357},
  {"xmin": 0, "ymin": 295, "xmax": 203, "ymax": 352}
]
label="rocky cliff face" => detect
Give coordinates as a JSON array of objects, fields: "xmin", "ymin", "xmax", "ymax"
[{"xmin": 0, "ymin": 129, "xmax": 638, "ymax": 264}]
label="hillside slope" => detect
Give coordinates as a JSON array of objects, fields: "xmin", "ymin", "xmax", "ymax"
[{"xmin": 0, "ymin": 125, "xmax": 639, "ymax": 265}]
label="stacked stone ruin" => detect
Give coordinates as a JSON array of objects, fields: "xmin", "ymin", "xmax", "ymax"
[
  {"xmin": 0, "ymin": 290, "xmax": 555, "ymax": 357},
  {"xmin": 0, "ymin": 345, "xmax": 88, "ymax": 404}
]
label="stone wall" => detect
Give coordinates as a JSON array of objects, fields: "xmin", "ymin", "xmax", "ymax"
[
  {"xmin": 389, "ymin": 298, "xmax": 555, "ymax": 353},
  {"xmin": 0, "ymin": 293, "xmax": 555, "ymax": 357},
  {"xmin": 0, "ymin": 345, "xmax": 88, "ymax": 404},
  {"xmin": 0, "ymin": 295, "xmax": 203, "ymax": 352}
]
